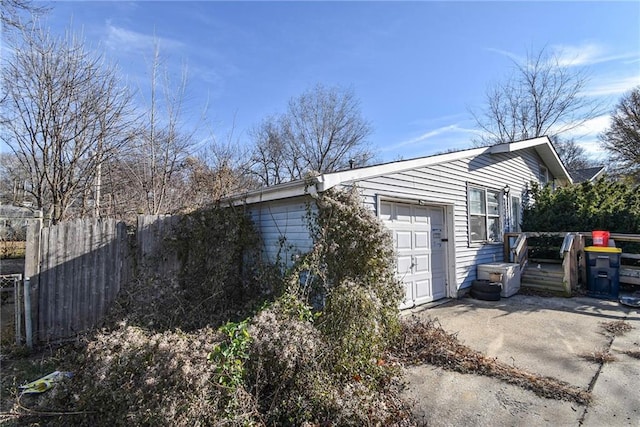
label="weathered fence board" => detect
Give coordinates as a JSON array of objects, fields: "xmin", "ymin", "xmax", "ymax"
[
  {"xmin": 30, "ymin": 215, "xmax": 181, "ymax": 342},
  {"xmin": 35, "ymin": 219, "xmax": 130, "ymax": 341}
]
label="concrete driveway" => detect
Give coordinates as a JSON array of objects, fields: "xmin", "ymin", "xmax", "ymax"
[{"xmin": 401, "ymin": 294, "xmax": 640, "ymax": 426}]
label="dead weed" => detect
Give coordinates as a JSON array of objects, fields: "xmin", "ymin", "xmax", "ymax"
[
  {"xmin": 395, "ymin": 317, "xmax": 591, "ymax": 405},
  {"xmin": 600, "ymin": 320, "xmax": 634, "ymax": 336},
  {"xmin": 579, "ymin": 348, "xmax": 617, "ymax": 364},
  {"xmin": 622, "ymin": 349, "xmax": 640, "ymax": 359}
]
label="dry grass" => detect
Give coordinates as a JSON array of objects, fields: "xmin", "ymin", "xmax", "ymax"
[
  {"xmin": 2, "ymin": 325, "xmax": 227, "ymax": 426},
  {"xmin": 395, "ymin": 316, "xmax": 592, "ymax": 405},
  {"xmin": 0, "ymin": 241, "xmax": 26, "ymax": 258},
  {"xmin": 599, "ymin": 320, "xmax": 634, "ymax": 336},
  {"xmin": 580, "ymin": 348, "xmax": 617, "ymax": 364}
]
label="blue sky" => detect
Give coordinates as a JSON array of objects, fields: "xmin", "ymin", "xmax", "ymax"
[{"xmin": 38, "ymin": 1, "xmax": 640, "ymax": 163}]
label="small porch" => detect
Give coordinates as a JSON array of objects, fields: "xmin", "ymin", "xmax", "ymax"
[{"xmin": 503, "ymin": 232, "xmax": 640, "ymax": 296}]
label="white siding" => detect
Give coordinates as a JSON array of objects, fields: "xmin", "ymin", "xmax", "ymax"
[
  {"xmin": 344, "ymin": 148, "xmax": 545, "ymax": 292},
  {"xmin": 248, "ymin": 196, "xmax": 314, "ymax": 266},
  {"xmin": 244, "ymin": 147, "xmax": 548, "ymax": 295}
]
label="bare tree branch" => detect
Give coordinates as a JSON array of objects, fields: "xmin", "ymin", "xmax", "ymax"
[
  {"xmin": 472, "ymin": 47, "xmax": 602, "ymax": 146},
  {"xmin": 1, "ymin": 21, "xmax": 136, "ymax": 222},
  {"xmin": 600, "ymin": 86, "xmax": 640, "ymax": 180},
  {"xmin": 249, "ymin": 83, "xmax": 374, "ymax": 186}
]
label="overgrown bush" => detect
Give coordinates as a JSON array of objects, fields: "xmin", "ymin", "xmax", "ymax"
[
  {"xmin": 215, "ymin": 187, "xmax": 409, "ymax": 425},
  {"xmin": 523, "ymin": 178, "xmax": 640, "ymax": 264},
  {"xmin": 9, "ymin": 189, "xmax": 412, "ymax": 425},
  {"xmin": 242, "ymin": 292, "xmax": 409, "ymax": 426},
  {"xmin": 174, "ymin": 206, "xmax": 263, "ymax": 316},
  {"xmin": 23, "ymin": 325, "xmax": 228, "ymax": 426},
  {"xmin": 245, "ymin": 294, "xmax": 327, "ymax": 424},
  {"xmin": 298, "ymin": 188, "xmax": 404, "ymax": 382},
  {"xmin": 523, "ymin": 179, "xmax": 640, "ymax": 233},
  {"xmin": 112, "ymin": 205, "xmax": 264, "ymax": 331}
]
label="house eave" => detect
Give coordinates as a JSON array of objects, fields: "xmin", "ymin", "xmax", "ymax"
[
  {"xmin": 317, "ymin": 146, "xmax": 491, "ymax": 191},
  {"xmin": 224, "ymin": 135, "xmax": 572, "ymax": 205},
  {"xmin": 225, "ymin": 178, "xmax": 317, "ymax": 205},
  {"xmin": 490, "ymin": 136, "xmax": 573, "ymax": 185}
]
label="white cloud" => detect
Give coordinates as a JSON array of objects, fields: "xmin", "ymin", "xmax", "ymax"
[
  {"xmin": 550, "ymin": 43, "xmax": 605, "ymax": 67},
  {"xmin": 586, "ymin": 75, "xmax": 640, "ymax": 97},
  {"xmin": 581, "ymin": 139, "xmax": 604, "ymax": 154},
  {"xmin": 104, "ymin": 22, "xmax": 184, "ymax": 55},
  {"xmin": 553, "ymin": 44, "xmax": 639, "ymax": 68},
  {"xmin": 556, "ymin": 114, "xmax": 611, "ymax": 142},
  {"xmin": 378, "ymin": 123, "xmax": 482, "ymax": 161},
  {"xmin": 488, "ymin": 43, "xmax": 639, "ymax": 69},
  {"xmin": 394, "ymin": 125, "xmax": 459, "ymax": 148},
  {"xmin": 485, "ymin": 47, "xmax": 524, "ymax": 64}
]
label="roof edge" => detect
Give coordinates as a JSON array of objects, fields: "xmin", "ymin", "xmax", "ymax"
[{"xmin": 225, "ymin": 135, "xmax": 573, "ymax": 205}]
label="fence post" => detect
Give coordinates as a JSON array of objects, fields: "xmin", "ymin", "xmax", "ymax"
[{"xmin": 24, "ymin": 211, "xmax": 42, "ymax": 346}]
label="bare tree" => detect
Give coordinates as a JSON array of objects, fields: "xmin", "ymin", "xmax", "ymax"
[
  {"xmin": 0, "ymin": 152, "xmax": 30, "ymax": 205},
  {"xmin": 249, "ymin": 84, "xmax": 374, "ymax": 186},
  {"xmin": 600, "ymin": 86, "xmax": 640, "ymax": 178},
  {"xmin": 1, "ymin": 0, "xmax": 48, "ymax": 33},
  {"xmin": 472, "ymin": 47, "xmax": 601, "ymax": 146},
  {"xmin": 185, "ymin": 131, "xmax": 255, "ymax": 206},
  {"xmin": 0, "ymin": 23, "xmax": 136, "ymax": 223},
  {"xmin": 551, "ymin": 136, "xmax": 597, "ymax": 171},
  {"xmin": 249, "ymin": 116, "xmax": 293, "ymax": 186},
  {"xmin": 114, "ymin": 41, "xmax": 197, "ymax": 215}
]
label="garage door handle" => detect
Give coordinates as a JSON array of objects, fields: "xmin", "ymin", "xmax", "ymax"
[{"xmin": 441, "ymin": 239, "xmax": 448, "ymax": 242}]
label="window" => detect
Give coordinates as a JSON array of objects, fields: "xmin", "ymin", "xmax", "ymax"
[
  {"xmin": 468, "ymin": 186, "xmax": 501, "ymax": 243},
  {"xmin": 510, "ymin": 196, "xmax": 521, "ymax": 232},
  {"xmin": 539, "ymin": 165, "xmax": 549, "ymax": 185}
]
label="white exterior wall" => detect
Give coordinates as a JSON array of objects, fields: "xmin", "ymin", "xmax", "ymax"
[
  {"xmin": 244, "ymin": 147, "xmax": 550, "ymax": 295},
  {"xmin": 344, "ymin": 148, "xmax": 548, "ymax": 292},
  {"xmin": 248, "ymin": 196, "xmax": 314, "ymax": 266}
]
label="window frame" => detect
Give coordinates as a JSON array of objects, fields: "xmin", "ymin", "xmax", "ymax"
[
  {"xmin": 539, "ymin": 165, "xmax": 549, "ymax": 185},
  {"xmin": 510, "ymin": 195, "xmax": 521, "ymax": 233},
  {"xmin": 467, "ymin": 184, "xmax": 503, "ymax": 245}
]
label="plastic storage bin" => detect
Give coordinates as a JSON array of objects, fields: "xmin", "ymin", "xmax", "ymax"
[
  {"xmin": 592, "ymin": 230, "xmax": 610, "ymax": 247},
  {"xmin": 584, "ymin": 246, "xmax": 622, "ymax": 300},
  {"xmin": 477, "ymin": 263, "xmax": 521, "ymax": 297}
]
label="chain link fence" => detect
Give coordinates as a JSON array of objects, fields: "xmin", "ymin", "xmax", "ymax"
[{"xmin": 1, "ymin": 274, "xmax": 23, "ymax": 347}]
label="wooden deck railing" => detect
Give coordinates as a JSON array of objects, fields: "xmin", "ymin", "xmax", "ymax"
[
  {"xmin": 607, "ymin": 233, "xmax": 640, "ymax": 285},
  {"xmin": 504, "ymin": 232, "xmax": 640, "ymax": 293}
]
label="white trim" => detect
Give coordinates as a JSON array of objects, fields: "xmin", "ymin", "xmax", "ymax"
[
  {"xmin": 225, "ymin": 135, "xmax": 572, "ymax": 206},
  {"xmin": 467, "ymin": 183, "xmax": 504, "ymax": 245},
  {"xmin": 317, "ymin": 146, "xmax": 491, "ymax": 191},
  {"xmin": 591, "ymin": 167, "xmax": 606, "ymax": 182},
  {"xmin": 444, "ymin": 204, "xmax": 457, "ymax": 298},
  {"xmin": 376, "ymin": 196, "xmax": 455, "ymax": 301},
  {"xmin": 375, "ymin": 193, "xmax": 454, "ymax": 208}
]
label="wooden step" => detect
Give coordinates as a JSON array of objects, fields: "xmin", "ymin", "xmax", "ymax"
[{"xmin": 521, "ymin": 264, "xmax": 570, "ymax": 296}]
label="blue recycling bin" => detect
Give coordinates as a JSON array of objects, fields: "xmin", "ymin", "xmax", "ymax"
[{"xmin": 584, "ymin": 246, "xmax": 622, "ymax": 300}]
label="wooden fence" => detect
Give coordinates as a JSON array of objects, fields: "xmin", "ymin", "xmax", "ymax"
[{"xmin": 25, "ymin": 215, "xmax": 180, "ymax": 343}]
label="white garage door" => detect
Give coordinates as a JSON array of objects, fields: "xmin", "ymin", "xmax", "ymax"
[{"xmin": 380, "ymin": 201, "xmax": 447, "ymax": 309}]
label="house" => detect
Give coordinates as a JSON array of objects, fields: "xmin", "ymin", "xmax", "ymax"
[
  {"xmin": 229, "ymin": 136, "xmax": 572, "ymax": 309},
  {"xmin": 569, "ymin": 166, "xmax": 605, "ymax": 183}
]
